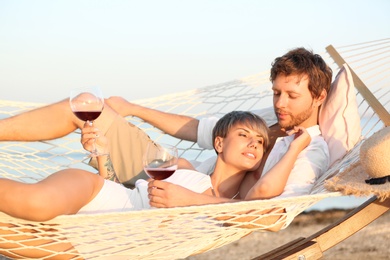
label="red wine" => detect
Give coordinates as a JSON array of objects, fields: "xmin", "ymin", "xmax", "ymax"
[
  {"xmin": 144, "ymin": 168, "xmax": 176, "ymax": 180},
  {"xmin": 73, "ymin": 111, "xmax": 102, "ymax": 121}
]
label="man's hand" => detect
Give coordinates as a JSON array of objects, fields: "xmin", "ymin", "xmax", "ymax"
[{"xmin": 80, "ymin": 121, "xmax": 109, "ymax": 154}]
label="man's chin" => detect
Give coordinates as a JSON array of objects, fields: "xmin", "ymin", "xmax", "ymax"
[{"xmin": 278, "ymin": 122, "xmax": 293, "ymax": 131}]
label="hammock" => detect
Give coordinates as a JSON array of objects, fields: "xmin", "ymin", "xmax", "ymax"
[{"xmin": 0, "ymin": 38, "xmax": 389, "ymax": 259}]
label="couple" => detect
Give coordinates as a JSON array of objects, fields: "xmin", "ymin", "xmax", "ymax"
[{"xmin": 0, "ymin": 47, "xmax": 331, "ymax": 225}]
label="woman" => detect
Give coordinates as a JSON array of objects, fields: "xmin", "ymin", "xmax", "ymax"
[
  {"xmin": 0, "ymin": 111, "xmax": 310, "ymax": 222},
  {"xmin": 0, "ymin": 111, "xmax": 310, "ymax": 259}
]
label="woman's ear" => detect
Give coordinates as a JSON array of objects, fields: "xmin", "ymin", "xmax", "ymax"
[{"xmin": 214, "ymin": 136, "xmax": 224, "ymax": 153}]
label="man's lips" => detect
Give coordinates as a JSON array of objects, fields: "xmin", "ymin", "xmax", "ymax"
[{"xmin": 276, "ymin": 111, "xmax": 290, "ymax": 120}]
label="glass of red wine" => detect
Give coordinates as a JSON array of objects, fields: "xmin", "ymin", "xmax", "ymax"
[
  {"xmin": 143, "ymin": 142, "xmax": 178, "ymax": 180},
  {"xmin": 69, "ymin": 86, "xmax": 104, "ymax": 157}
]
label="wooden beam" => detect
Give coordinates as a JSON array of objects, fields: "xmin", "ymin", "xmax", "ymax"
[
  {"xmin": 326, "ymin": 45, "xmax": 390, "ymax": 126},
  {"xmin": 253, "ymin": 197, "xmax": 390, "ymax": 260}
]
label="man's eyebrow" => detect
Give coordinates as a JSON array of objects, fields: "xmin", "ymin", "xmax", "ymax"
[{"xmin": 271, "ymin": 87, "xmax": 301, "ymax": 95}]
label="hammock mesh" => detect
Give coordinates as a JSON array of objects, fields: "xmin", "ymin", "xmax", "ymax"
[{"xmin": 0, "ymin": 38, "xmax": 389, "ymax": 259}]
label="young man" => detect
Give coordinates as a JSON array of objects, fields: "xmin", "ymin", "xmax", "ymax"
[
  {"xmin": 0, "ymin": 47, "xmax": 332, "ymax": 201},
  {"xmin": 111, "ymin": 47, "xmax": 332, "ymax": 203}
]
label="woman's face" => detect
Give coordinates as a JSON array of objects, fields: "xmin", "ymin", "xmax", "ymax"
[{"xmin": 215, "ymin": 123, "xmax": 264, "ymax": 172}]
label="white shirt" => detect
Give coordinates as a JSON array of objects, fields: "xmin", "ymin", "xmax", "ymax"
[
  {"xmin": 196, "ymin": 109, "xmax": 330, "ymax": 198},
  {"xmin": 262, "ymin": 125, "xmax": 329, "ymax": 198}
]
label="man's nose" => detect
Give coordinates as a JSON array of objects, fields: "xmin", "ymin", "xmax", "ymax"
[{"xmin": 275, "ymin": 94, "xmax": 287, "ymax": 108}]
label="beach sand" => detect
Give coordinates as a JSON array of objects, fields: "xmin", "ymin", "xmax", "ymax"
[{"xmin": 187, "ymin": 209, "xmax": 390, "ymax": 260}]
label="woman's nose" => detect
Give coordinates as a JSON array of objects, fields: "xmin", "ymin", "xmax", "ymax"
[{"xmin": 248, "ymin": 140, "xmax": 258, "ymax": 149}]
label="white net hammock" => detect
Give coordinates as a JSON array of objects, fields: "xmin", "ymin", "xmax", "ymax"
[{"xmin": 0, "ymin": 38, "xmax": 389, "ymax": 259}]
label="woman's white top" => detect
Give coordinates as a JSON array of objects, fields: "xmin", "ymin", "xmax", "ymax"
[{"xmin": 78, "ymin": 169, "xmax": 212, "ymax": 214}]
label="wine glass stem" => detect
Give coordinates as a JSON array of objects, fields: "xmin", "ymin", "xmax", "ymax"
[{"xmin": 89, "ymin": 120, "xmax": 98, "ymax": 157}]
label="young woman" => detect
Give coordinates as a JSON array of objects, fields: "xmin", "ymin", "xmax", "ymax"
[{"xmin": 0, "ymin": 111, "xmax": 310, "ymax": 222}]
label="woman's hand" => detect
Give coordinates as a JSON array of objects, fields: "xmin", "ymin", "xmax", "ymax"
[
  {"xmin": 147, "ymin": 180, "xmax": 198, "ymax": 208},
  {"xmin": 80, "ymin": 121, "xmax": 109, "ymax": 155},
  {"xmin": 286, "ymin": 126, "xmax": 311, "ymax": 152}
]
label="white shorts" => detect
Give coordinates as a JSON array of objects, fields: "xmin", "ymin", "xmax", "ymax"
[{"xmin": 78, "ymin": 179, "xmax": 150, "ymax": 214}]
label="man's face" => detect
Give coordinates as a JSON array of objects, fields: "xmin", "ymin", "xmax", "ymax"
[{"xmin": 272, "ymin": 74, "xmax": 317, "ymax": 130}]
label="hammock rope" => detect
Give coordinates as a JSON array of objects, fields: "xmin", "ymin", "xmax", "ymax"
[{"xmin": 0, "ymin": 38, "xmax": 389, "ymax": 259}]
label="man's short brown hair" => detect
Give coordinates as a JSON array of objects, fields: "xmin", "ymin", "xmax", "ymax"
[{"xmin": 270, "ymin": 47, "xmax": 332, "ymax": 98}]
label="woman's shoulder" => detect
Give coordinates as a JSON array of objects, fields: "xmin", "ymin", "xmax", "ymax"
[{"xmin": 165, "ymin": 169, "xmax": 212, "ymax": 194}]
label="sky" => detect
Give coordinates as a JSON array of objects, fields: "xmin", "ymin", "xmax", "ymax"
[{"xmin": 1, "ymin": 0, "xmax": 389, "ymax": 103}]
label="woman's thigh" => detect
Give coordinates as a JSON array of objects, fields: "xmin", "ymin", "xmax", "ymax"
[{"xmin": 34, "ymin": 169, "xmax": 104, "ymax": 218}]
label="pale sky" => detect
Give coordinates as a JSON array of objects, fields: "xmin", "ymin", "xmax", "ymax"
[{"xmin": 1, "ymin": 0, "xmax": 389, "ymax": 103}]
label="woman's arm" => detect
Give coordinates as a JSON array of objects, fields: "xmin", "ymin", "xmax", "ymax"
[
  {"xmin": 148, "ymin": 180, "xmax": 233, "ymax": 208},
  {"xmin": 245, "ymin": 127, "xmax": 311, "ymax": 200}
]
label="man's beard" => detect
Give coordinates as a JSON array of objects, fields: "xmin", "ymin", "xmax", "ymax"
[{"xmin": 275, "ymin": 103, "xmax": 314, "ymax": 130}]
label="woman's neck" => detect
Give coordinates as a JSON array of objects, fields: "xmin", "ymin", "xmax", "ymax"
[{"xmin": 210, "ymin": 161, "xmax": 246, "ymax": 199}]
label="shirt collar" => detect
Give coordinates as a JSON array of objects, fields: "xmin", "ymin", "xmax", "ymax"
[{"xmin": 306, "ymin": 125, "xmax": 321, "ymax": 137}]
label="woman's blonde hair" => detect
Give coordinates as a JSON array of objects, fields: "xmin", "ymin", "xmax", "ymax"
[{"xmin": 212, "ymin": 111, "xmax": 269, "ymax": 153}]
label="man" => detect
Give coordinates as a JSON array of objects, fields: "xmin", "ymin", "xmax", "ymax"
[
  {"xmin": 0, "ymin": 47, "xmax": 332, "ymax": 202},
  {"xmin": 112, "ymin": 48, "xmax": 332, "ymax": 206}
]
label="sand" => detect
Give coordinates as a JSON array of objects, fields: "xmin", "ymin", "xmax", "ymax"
[{"xmin": 187, "ymin": 209, "xmax": 390, "ymax": 260}]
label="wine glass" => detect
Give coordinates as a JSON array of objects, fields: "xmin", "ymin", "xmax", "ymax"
[
  {"xmin": 143, "ymin": 142, "xmax": 178, "ymax": 180},
  {"xmin": 69, "ymin": 86, "xmax": 104, "ymax": 157}
]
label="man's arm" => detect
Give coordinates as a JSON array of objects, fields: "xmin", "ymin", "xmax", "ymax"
[
  {"xmin": 106, "ymin": 96, "xmax": 199, "ymax": 142},
  {"xmin": 80, "ymin": 121, "xmax": 121, "ymax": 183},
  {"xmin": 97, "ymin": 154, "xmax": 120, "ymax": 183}
]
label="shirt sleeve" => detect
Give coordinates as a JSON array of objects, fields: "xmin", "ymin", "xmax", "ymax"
[
  {"xmin": 276, "ymin": 137, "xmax": 329, "ymax": 229},
  {"xmin": 197, "ymin": 116, "xmax": 220, "ymax": 149}
]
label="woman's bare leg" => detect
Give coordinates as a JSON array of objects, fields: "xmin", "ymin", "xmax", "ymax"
[{"xmin": 0, "ymin": 169, "xmax": 104, "ymax": 221}]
